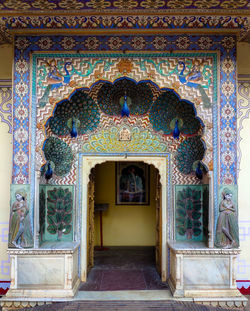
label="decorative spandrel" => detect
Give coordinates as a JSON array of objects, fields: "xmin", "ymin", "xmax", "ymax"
[{"xmin": 8, "ymin": 185, "xmax": 33, "ymax": 248}]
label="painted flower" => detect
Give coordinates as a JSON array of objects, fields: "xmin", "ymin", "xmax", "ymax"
[
  {"xmin": 4, "ymin": 0, "xmax": 30, "ymax": 9},
  {"xmin": 221, "ymin": 0, "xmax": 247, "ymax": 8},
  {"xmin": 14, "ymin": 150, "xmax": 28, "ymax": 166},
  {"xmin": 222, "ymin": 126, "xmax": 235, "ymax": 143},
  {"xmin": 198, "ymin": 37, "xmax": 213, "ymax": 49},
  {"xmin": 222, "ymin": 173, "xmax": 234, "ymax": 185},
  {"xmin": 221, "ymin": 36, "xmax": 236, "ymax": 50},
  {"xmin": 140, "ymin": 0, "xmax": 165, "ymax": 8},
  {"xmin": 108, "ymin": 37, "xmax": 123, "ymax": 50},
  {"xmin": 31, "ymin": 0, "xmax": 57, "ymax": 9},
  {"xmin": 222, "ymin": 57, "xmax": 234, "ymax": 74},
  {"xmin": 58, "ymin": 0, "xmax": 84, "ymax": 9},
  {"xmin": 16, "ymin": 59, "xmax": 28, "ymax": 74},
  {"xmin": 176, "ymin": 36, "xmax": 190, "ymax": 49},
  {"xmin": 153, "ymin": 36, "xmax": 167, "ymax": 50},
  {"xmin": 61, "ymin": 37, "xmax": 76, "ymax": 50},
  {"xmin": 84, "ymin": 37, "xmax": 100, "ymax": 50},
  {"xmin": 221, "ymin": 81, "xmax": 235, "ymax": 98},
  {"xmin": 38, "ymin": 37, "xmax": 53, "ymax": 50},
  {"xmin": 64, "ymin": 17, "xmax": 78, "ymax": 27},
  {"xmin": 15, "ymin": 173, "xmax": 27, "ymax": 185},
  {"xmin": 15, "ymin": 81, "xmax": 28, "ymax": 97},
  {"xmin": 15, "ymin": 105, "xmax": 28, "ymax": 120},
  {"xmin": 222, "ymin": 151, "xmax": 235, "ymax": 166},
  {"xmin": 167, "ymin": 0, "xmax": 193, "ymax": 8},
  {"xmin": 113, "ymin": 0, "xmax": 138, "ymax": 8},
  {"xmin": 15, "ymin": 37, "xmax": 30, "ymax": 50},
  {"xmin": 131, "ymin": 37, "xmax": 146, "ymax": 50},
  {"xmin": 194, "ymin": 0, "xmax": 220, "ymax": 8},
  {"xmin": 222, "ymin": 103, "xmax": 235, "ymax": 119},
  {"xmin": 14, "ymin": 127, "xmax": 28, "ymax": 143},
  {"xmin": 86, "ymin": 0, "xmax": 111, "ymax": 9}
]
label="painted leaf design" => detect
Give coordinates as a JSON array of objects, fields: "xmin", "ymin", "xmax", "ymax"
[{"xmin": 47, "ymin": 225, "xmax": 57, "ymax": 235}]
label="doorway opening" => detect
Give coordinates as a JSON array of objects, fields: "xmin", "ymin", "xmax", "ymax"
[{"xmin": 80, "ymin": 161, "xmax": 168, "ymax": 291}]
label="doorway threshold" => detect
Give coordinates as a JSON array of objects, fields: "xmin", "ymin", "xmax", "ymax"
[{"xmin": 74, "ymin": 290, "xmax": 191, "ymax": 301}]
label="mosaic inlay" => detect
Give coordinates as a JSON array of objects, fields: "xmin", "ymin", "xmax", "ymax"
[
  {"xmin": 12, "ymin": 35, "xmax": 236, "ymax": 191},
  {"xmin": 0, "ymin": 0, "xmax": 249, "ymax": 10}
]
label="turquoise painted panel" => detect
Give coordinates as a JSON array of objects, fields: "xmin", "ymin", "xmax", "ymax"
[
  {"xmin": 39, "ymin": 185, "xmax": 46, "ymax": 243},
  {"xmin": 42, "ymin": 185, "xmax": 74, "ymax": 242},
  {"xmin": 8, "ymin": 184, "xmax": 33, "ymax": 248},
  {"xmin": 175, "ymin": 185, "xmax": 203, "ymax": 242},
  {"xmin": 202, "ymin": 184, "xmax": 209, "ymax": 241}
]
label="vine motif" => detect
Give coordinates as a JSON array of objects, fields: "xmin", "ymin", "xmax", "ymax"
[
  {"xmin": 237, "ymin": 81, "xmax": 250, "ymax": 178},
  {"xmin": 0, "ymin": 87, "xmax": 12, "ymax": 133}
]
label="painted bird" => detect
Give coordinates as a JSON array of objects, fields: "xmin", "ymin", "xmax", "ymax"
[
  {"xmin": 70, "ymin": 119, "xmax": 77, "ymax": 138},
  {"xmin": 195, "ymin": 161, "xmax": 203, "ymax": 180},
  {"xmin": 173, "ymin": 119, "xmax": 180, "ymax": 139},
  {"xmin": 45, "ymin": 162, "xmax": 53, "ymax": 182},
  {"xmin": 121, "ymin": 94, "xmax": 130, "ymax": 117}
]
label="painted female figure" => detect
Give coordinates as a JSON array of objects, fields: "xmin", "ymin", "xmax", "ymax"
[
  {"xmin": 215, "ymin": 188, "xmax": 239, "ymax": 249},
  {"xmin": 8, "ymin": 190, "xmax": 33, "ymax": 248}
]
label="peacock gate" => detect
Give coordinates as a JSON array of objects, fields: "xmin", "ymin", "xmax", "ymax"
[{"xmin": 3, "ymin": 33, "xmax": 246, "ymax": 308}]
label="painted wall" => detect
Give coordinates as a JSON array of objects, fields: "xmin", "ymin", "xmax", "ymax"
[
  {"xmin": 237, "ymin": 43, "xmax": 250, "ymax": 285},
  {"xmin": 0, "ymin": 42, "xmax": 250, "ymax": 283},
  {"xmin": 0, "ymin": 45, "xmax": 13, "ymax": 79},
  {"xmin": 0, "ymin": 44, "xmax": 12, "ymax": 285},
  {"xmin": 94, "ymin": 162, "xmax": 156, "ymax": 246}
]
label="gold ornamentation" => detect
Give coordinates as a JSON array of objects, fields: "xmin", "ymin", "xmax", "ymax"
[
  {"xmin": 113, "ymin": 0, "xmax": 138, "ymax": 8},
  {"xmin": 194, "ymin": 0, "xmax": 220, "ymax": 8},
  {"xmin": 31, "ymin": 0, "xmax": 57, "ymax": 9},
  {"xmin": 140, "ymin": 0, "xmax": 165, "ymax": 8},
  {"xmin": 167, "ymin": 0, "xmax": 193, "ymax": 8},
  {"xmin": 86, "ymin": 0, "xmax": 111, "ymax": 9},
  {"xmin": 221, "ymin": 0, "xmax": 248, "ymax": 8},
  {"xmin": 117, "ymin": 59, "xmax": 133, "ymax": 74},
  {"xmin": 4, "ymin": 0, "xmax": 30, "ymax": 9},
  {"xmin": 58, "ymin": 0, "xmax": 85, "ymax": 9},
  {"xmin": 119, "ymin": 127, "xmax": 131, "ymax": 141}
]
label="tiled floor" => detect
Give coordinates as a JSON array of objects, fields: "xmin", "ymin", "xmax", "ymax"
[
  {"xmin": 79, "ymin": 247, "xmax": 168, "ymax": 291},
  {"xmin": 12, "ymin": 300, "xmax": 246, "ymax": 311}
]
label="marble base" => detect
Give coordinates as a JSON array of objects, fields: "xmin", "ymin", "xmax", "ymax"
[
  {"xmin": 168, "ymin": 241, "xmax": 243, "ymax": 299},
  {"xmin": 5, "ymin": 243, "xmax": 80, "ymax": 299}
]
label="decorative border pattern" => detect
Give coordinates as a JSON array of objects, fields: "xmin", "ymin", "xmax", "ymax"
[
  {"xmin": 237, "ymin": 80, "xmax": 250, "ymax": 178},
  {"xmin": 0, "ymin": 87, "xmax": 12, "ymax": 134},
  {"xmin": 13, "ymin": 35, "xmax": 236, "ymax": 187},
  {"xmin": 2, "ymin": 15, "xmax": 249, "ymax": 31},
  {"xmin": 1, "ymin": 0, "xmax": 250, "ymax": 11}
]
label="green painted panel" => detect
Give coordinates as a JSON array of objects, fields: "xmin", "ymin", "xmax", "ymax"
[
  {"xmin": 41, "ymin": 185, "xmax": 74, "ymax": 242},
  {"xmin": 175, "ymin": 185, "xmax": 203, "ymax": 242}
]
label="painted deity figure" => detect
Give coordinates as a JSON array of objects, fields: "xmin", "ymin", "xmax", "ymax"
[
  {"xmin": 8, "ymin": 190, "xmax": 33, "ymax": 248},
  {"xmin": 119, "ymin": 165, "xmax": 144, "ymax": 203},
  {"xmin": 215, "ymin": 188, "xmax": 239, "ymax": 249}
]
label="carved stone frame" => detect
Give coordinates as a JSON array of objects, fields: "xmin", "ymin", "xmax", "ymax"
[{"xmin": 79, "ymin": 154, "xmax": 170, "ymax": 282}]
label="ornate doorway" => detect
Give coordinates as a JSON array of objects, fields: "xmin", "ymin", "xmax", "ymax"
[{"xmin": 80, "ymin": 154, "xmax": 170, "ymax": 283}]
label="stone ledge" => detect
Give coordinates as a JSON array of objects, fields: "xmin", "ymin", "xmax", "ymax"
[{"xmin": 168, "ymin": 240, "xmax": 241, "ymax": 255}]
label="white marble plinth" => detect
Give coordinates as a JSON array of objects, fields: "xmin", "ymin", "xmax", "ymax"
[
  {"xmin": 5, "ymin": 243, "xmax": 80, "ymax": 299},
  {"xmin": 168, "ymin": 240, "xmax": 243, "ymax": 300}
]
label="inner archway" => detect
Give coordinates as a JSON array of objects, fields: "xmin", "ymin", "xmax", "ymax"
[
  {"xmin": 80, "ymin": 154, "xmax": 169, "ymax": 283},
  {"xmin": 81, "ymin": 160, "xmax": 167, "ymax": 291}
]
